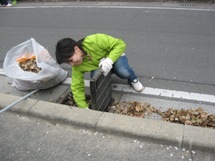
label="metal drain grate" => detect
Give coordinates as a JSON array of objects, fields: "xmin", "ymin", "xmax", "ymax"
[
  {"xmin": 180, "ymin": 3, "xmax": 197, "ymax": 7},
  {"xmin": 90, "ymin": 69, "xmax": 112, "ymax": 111}
]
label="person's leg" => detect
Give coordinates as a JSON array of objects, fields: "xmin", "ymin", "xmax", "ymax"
[
  {"xmin": 113, "ymin": 55, "xmax": 143, "ymax": 91},
  {"xmin": 6, "ymin": 0, "xmax": 13, "ymax": 6},
  {"xmin": 112, "ymin": 56, "xmax": 137, "ymax": 83},
  {"xmin": 91, "ymin": 56, "xmax": 143, "ymax": 91},
  {"xmin": 1, "ymin": 0, "xmax": 8, "ymax": 5},
  {"xmin": 91, "ymin": 56, "xmax": 135, "ymax": 80}
]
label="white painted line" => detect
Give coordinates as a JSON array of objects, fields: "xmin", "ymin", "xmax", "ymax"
[
  {"xmin": 84, "ymin": 80, "xmax": 90, "ymax": 87},
  {"xmin": 62, "ymin": 77, "xmax": 71, "ymax": 85},
  {"xmin": 8, "ymin": 5, "xmax": 215, "ymax": 12},
  {"xmin": 1, "ymin": 69, "xmax": 215, "ymax": 104},
  {"xmin": 0, "ymin": 69, "xmax": 6, "ymax": 75},
  {"xmin": 140, "ymin": 86, "xmax": 215, "ymax": 104},
  {"xmin": 62, "ymin": 77, "xmax": 215, "ymax": 104}
]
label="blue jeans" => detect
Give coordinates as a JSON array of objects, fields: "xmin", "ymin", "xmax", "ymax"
[
  {"xmin": 0, "ymin": 0, "xmax": 9, "ymax": 5},
  {"xmin": 91, "ymin": 56, "xmax": 137, "ymax": 83}
]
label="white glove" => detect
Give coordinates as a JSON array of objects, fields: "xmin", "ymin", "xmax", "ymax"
[{"xmin": 99, "ymin": 58, "xmax": 113, "ymax": 76}]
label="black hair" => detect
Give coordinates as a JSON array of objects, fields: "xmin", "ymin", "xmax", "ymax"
[
  {"xmin": 55, "ymin": 38, "xmax": 77, "ymax": 64},
  {"xmin": 55, "ymin": 38, "xmax": 86, "ymax": 64}
]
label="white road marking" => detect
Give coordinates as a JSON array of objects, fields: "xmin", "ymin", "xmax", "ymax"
[
  {"xmin": 0, "ymin": 68, "xmax": 5, "ymax": 75},
  {"xmin": 6, "ymin": 5, "xmax": 215, "ymax": 12}
]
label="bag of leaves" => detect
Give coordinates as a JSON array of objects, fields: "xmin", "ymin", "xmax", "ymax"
[{"xmin": 3, "ymin": 38, "xmax": 67, "ymax": 90}]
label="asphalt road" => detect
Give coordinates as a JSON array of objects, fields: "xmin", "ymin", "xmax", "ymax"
[
  {"xmin": 1, "ymin": 112, "xmax": 215, "ymax": 161},
  {"xmin": 0, "ymin": 2, "xmax": 215, "ymax": 95},
  {"xmin": 0, "ymin": 3, "xmax": 215, "ymax": 161}
]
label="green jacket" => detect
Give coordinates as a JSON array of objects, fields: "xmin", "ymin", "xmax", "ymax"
[{"xmin": 72, "ymin": 33, "xmax": 126, "ymax": 108}]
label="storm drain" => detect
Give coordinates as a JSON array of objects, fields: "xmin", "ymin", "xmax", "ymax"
[
  {"xmin": 179, "ymin": 3, "xmax": 196, "ymax": 7},
  {"xmin": 90, "ymin": 69, "xmax": 113, "ymax": 111}
]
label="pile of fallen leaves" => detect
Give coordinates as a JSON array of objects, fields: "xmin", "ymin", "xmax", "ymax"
[
  {"xmin": 108, "ymin": 101, "xmax": 163, "ymax": 118},
  {"xmin": 108, "ymin": 101, "xmax": 215, "ymax": 129},
  {"xmin": 162, "ymin": 107, "xmax": 215, "ymax": 128},
  {"xmin": 63, "ymin": 93, "xmax": 77, "ymax": 106},
  {"xmin": 62, "ymin": 93, "xmax": 215, "ymax": 129},
  {"xmin": 16, "ymin": 55, "xmax": 42, "ymax": 73}
]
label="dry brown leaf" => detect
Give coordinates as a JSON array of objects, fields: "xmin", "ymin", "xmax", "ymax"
[{"xmin": 19, "ymin": 57, "xmax": 42, "ymax": 73}]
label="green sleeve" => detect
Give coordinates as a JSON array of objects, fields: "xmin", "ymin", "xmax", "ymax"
[
  {"xmin": 71, "ymin": 68, "xmax": 89, "ymax": 108},
  {"xmin": 95, "ymin": 34, "xmax": 127, "ymax": 62}
]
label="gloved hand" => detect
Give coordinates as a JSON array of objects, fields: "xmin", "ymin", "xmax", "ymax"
[{"xmin": 99, "ymin": 58, "xmax": 113, "ymax": 76}]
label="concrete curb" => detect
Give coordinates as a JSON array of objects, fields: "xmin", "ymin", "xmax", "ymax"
[{"xmin": 0, "ymin": 93, "xmax": 214, "ymax": 152}]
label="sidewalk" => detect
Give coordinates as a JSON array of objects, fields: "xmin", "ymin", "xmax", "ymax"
[{"xmin": 0, "ymin": 73, "xmax": 214, "ymax": 153}]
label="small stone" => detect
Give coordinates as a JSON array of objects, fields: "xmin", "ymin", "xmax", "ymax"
[{"xmin": 94, "ymin": 132, "xmax": 98, "ymax": 135}]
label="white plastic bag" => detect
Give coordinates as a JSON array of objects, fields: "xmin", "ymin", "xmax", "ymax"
[{"xmin": 3, "ymin": 38, "xmax": 67, "ymax": 90}]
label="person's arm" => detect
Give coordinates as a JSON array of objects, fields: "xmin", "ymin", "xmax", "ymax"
[
  {"xmin": 96, "ymin": 33, "xmax": 126, "ymax": 62},
  {"xmin": 71, "ymin": 68, "xmax": 88, "ymax": 108}
]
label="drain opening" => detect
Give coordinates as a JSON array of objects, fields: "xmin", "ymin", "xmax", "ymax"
[{"xmin": 180, "ymin": 3, "xmax": 197, "ymax": 7}]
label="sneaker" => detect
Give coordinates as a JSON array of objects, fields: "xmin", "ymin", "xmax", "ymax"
[
  {"xmin": 130, "ymin": 79, "xmax": 144, "ymax": 92},
  {"xmin": 5, "ymin": 3, "xmax": 13, "ymax": 7}
]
